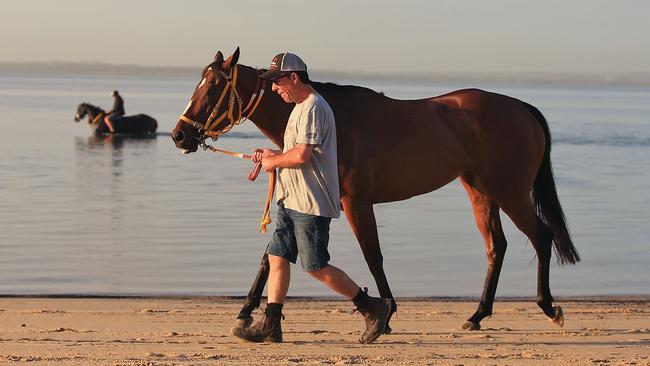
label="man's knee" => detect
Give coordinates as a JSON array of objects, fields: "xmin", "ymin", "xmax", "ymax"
[
  {"xmin": 306, "ymin": 264, "xmax": 330, "ymax": 279},
  {"xmin": 268, "ymin": 254, "xmax": 289, "ymax": 269}
]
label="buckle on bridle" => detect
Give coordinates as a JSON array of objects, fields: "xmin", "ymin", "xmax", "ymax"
[{"xmin": 196, "ymin": 137, "xmax": 210, "ymax": 151}]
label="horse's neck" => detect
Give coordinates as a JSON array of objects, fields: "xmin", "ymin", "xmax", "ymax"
[{"xmin": 87, "ymin": 105, "xmax": 105, "ymax": 122}]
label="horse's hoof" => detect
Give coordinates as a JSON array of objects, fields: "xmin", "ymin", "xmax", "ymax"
[
  {"xmin": 461, "ymin": 321, "xmax": 481, "ymax": 331},
  {"xmin": 383, "ymin": 324, "xmax": 392, "ymax": 334},
  {"xmin": 230, "ymin": 317, "xmax": 254, "ymax": 335},
  {"xmin": 549, "ymin": 305, "xmax": 564, "ymax": 327}
]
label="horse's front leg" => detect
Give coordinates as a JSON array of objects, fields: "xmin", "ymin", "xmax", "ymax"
[
  {"xmin": 341, "ymin": 197, "xmax": 396, "ymax": 334},
  {"xmin": 231, "ymin": 252, "xmax": 270, "ymax": 332}
]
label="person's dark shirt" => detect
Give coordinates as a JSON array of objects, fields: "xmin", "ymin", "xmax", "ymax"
[{"xmin": 112, "ymin": 95, "xmax": 125, "ymax": 116}]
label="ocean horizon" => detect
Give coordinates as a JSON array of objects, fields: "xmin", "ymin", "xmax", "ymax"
[{"xmin": 2, "ymin": 61, "xmax": 650, "ymax": 87}]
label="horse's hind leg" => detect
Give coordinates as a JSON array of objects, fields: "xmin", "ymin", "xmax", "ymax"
[
  {"xmin": 341, "ymin": 196, "xmax": 396, "ymax": 334},
  {"xmin": 499, "ymin": 195, "xmax": 564, "ymax": 326},
  {"xmin": 460, "ymin": 177, "xmax": 508, "ymax": 330}
]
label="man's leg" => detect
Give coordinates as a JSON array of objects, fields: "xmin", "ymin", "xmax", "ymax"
[
  {"xmin": 309, "ymin": 264, "xmax": 391, "ymax": 344},
  {"xmin": 296, "ymin": 212, "xmax": 391, "ymax": 344},
  {"xmin": 232, "ymin": 255, "xmax": 288, "ymax": 343},
  {"xmin": 232, "ymin": 203, "xmax": 295, "ymax": 344},
  {"xmin": 268, "ymin": 254, "xmax": 291, "ymax": 303},
  {"xmin": 103, "ymin": 115, "xmax": 115, "ymax": 132},
  {"xmin": 308, "ymin": 264, "xmax": 358, "ymax": 299}
]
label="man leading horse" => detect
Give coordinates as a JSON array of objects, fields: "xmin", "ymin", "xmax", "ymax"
[
  {"xmin": 232, "ymin": 52, "xmax": 391, "ymax": 344},
  {"xmin": 172, "ymin": 47, "xmax": 578, "ymax": 342}
]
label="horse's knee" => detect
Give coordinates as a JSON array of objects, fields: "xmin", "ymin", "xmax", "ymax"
[
  {"xmin": 363, "ymin": 252, "xmax": 384, "ymax": 269},
  {"xmin": 486, "ymin": 242, "xmax": 507, "ymax": 265}
]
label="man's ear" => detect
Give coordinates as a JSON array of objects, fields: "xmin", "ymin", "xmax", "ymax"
[{"xmin": 223, "ymin": 46, "xmax": 240, "ymax": 69}]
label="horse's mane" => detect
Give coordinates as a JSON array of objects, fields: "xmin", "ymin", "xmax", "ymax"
[
  {"xmin": 312, "ymin": 81, "xmax": 384, "ymax": 98},
  {"xmin": 203, "ymin": 64, "xmax": 385, "ymax": 98},
  {"xmin": 80, "ymin": 102, "xmax": 104, "ymax": 114},
  {"xmin": 252, "ymin": 66, "xmax": 384, "ymax": 97}
]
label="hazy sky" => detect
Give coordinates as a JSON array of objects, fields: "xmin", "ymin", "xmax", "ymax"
[{"xmin": 1, "ymin": 1, "xmax": 648, "ymax": 74}]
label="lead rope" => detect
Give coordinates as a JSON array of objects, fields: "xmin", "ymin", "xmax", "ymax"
[{"xmin": 199, "ymin": 141, "xmax": 276, "ymax": 233}]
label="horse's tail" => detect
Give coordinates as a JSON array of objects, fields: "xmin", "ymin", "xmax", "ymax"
[
  {"xmin": 146, "ymin": 115, "xmax": 158, "ymax": 133},
  {"xmin": 524, "ymin": 102, "xmax": 580, "ymax": 265}
]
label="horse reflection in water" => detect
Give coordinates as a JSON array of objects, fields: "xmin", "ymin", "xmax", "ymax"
[
  {"xmin": 74, "ymin": 102, "xmax": 158, "ymax": 136},
  {"xmin": 75, "ymin": 134, "xmax": 127, "ymax": 152},
  {"xmin": 172, "ymin": 48, "xmax": 580, "ymax": 333}
]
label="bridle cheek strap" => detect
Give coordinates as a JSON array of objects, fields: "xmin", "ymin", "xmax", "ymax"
[{"xmin": 178, "ymin": 65, "xmax": 266, "ymax": 141}]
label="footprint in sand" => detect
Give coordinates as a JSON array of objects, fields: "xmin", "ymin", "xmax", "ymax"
[{"xmin": 626, "ymin": 328, "xmax": 650, "ymax": 334}]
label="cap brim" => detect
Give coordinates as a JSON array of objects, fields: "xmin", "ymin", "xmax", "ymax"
[{"xmin": 260, "ymin": 70, "xmax": 285, "ymax": 80}]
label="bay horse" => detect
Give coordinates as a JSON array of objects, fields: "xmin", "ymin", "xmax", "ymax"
[
  {"xmin": 171, "ymin": 48, "xmax": 579, "ymax": 333},
  {"xmin": 74, "ymin": 102, "xmax": 158, "ymax": 135}
]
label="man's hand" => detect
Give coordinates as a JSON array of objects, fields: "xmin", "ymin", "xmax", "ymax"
[
  {"xmin": 255, "ymin": 145, "xmax": 313, "ymax": 172},
  {"xmin": 261, "ymin": 158, "xmax": 274, "ymax": 172},
  {"xmin": 252, "ymin": 148, "xmax": 277, "ymax": 163}
]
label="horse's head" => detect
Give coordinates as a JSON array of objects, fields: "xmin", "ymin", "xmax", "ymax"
[
  {"xmin": 74, "ymin": 103, "xmax": 88, "ymax": 122},
  {"xmin": 172, "ymin": 47, "xmax": 241, "ymax": 154}
]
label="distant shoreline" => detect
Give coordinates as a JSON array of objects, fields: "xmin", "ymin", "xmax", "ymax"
[{"xmin": 2, "ymin": 61, "xmax": 650, "ymax": 87}]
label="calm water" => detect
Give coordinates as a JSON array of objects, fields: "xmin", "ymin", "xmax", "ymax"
[{"xmin": 1, "ymin": 74, "xmax": 649, "ymax": 297}]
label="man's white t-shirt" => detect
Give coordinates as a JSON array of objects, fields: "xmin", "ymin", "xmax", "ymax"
[{"xmin": 275, "ymin": 92, "xmax": 340, "ymax": 218}]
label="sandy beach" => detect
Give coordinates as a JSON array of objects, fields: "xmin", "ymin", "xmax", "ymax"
[{"xmin": 0, "ymin": 297, "xmax": 648, "ymax": 365}]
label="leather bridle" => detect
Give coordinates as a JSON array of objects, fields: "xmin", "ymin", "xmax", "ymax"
[{"xmin": 179, "ymin": 65, "xmax": 267, "ymax": 143}]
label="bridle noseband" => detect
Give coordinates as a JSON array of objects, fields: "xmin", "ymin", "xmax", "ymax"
[{"xmin": 179, "ymin": 65, "xmax": 267, "ymax": 146}]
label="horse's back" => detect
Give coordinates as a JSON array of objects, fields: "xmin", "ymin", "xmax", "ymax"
[
  {"xmin": 336, "ymin": 88, "xmax": 546, "ymax": 203},
  {"xmin": 430, "ymin": 88, "xmax": 547, "ymax": 194},
  {"xmin": 116, "ymin": 114, "xmax": 158, "ymax": 134},
  {"xmin": 432, "ymin": 88, "xmax": 546, "ymax": 163}
]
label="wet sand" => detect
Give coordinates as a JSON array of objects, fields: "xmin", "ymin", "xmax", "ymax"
[{"xmin": 0, "ymin": 297, "xmax": 648, "ymax": 365}]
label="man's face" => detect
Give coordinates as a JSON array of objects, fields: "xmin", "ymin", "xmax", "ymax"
[{"xmin": 271, "ymin": 73, "xmax": 295, "ymax": 103}]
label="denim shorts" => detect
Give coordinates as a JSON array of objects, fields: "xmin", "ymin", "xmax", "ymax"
[{"xmin": 266, "ymin": 203, "xmax": 331, "ymax": 272}]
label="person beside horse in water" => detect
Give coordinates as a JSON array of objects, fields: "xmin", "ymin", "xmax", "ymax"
[
  {"xmin": 232, "ymin": 52, "xmax": 391, "ymax": 344},
  {"xmin": 104, "ymin": 90, "xmax": 125, "ymax": 131}
]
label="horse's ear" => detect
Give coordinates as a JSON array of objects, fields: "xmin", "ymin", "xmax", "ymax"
[
  {"xmin": 214, "ymin": 51, "xmax": 224, "ymax": 65},
  {"xmin": 223, "ymin": 47, "xmax": 240, "ymax": 70}
]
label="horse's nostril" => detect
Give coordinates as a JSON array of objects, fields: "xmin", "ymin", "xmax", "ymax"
[{"xmin": 173, "ymin": 130, "xmax": 185, "ymax": 143}]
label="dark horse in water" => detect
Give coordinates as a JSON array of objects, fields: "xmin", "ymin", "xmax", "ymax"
[
  {"xmin": 172, "ymin": 48, "xmax": 579, "ymax": 333},
  {"xmin": 74, "ymin": 103, "xmax": 158, "ymax": 135}
]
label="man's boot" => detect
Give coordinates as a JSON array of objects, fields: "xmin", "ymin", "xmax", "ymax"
[
  {"xmin": 232, "ymin": 304, "xmax": 283, "ymax": 343},
  {"xmin": 353, "ymin": 288, "xmax": 391, "ymax": 344}
]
